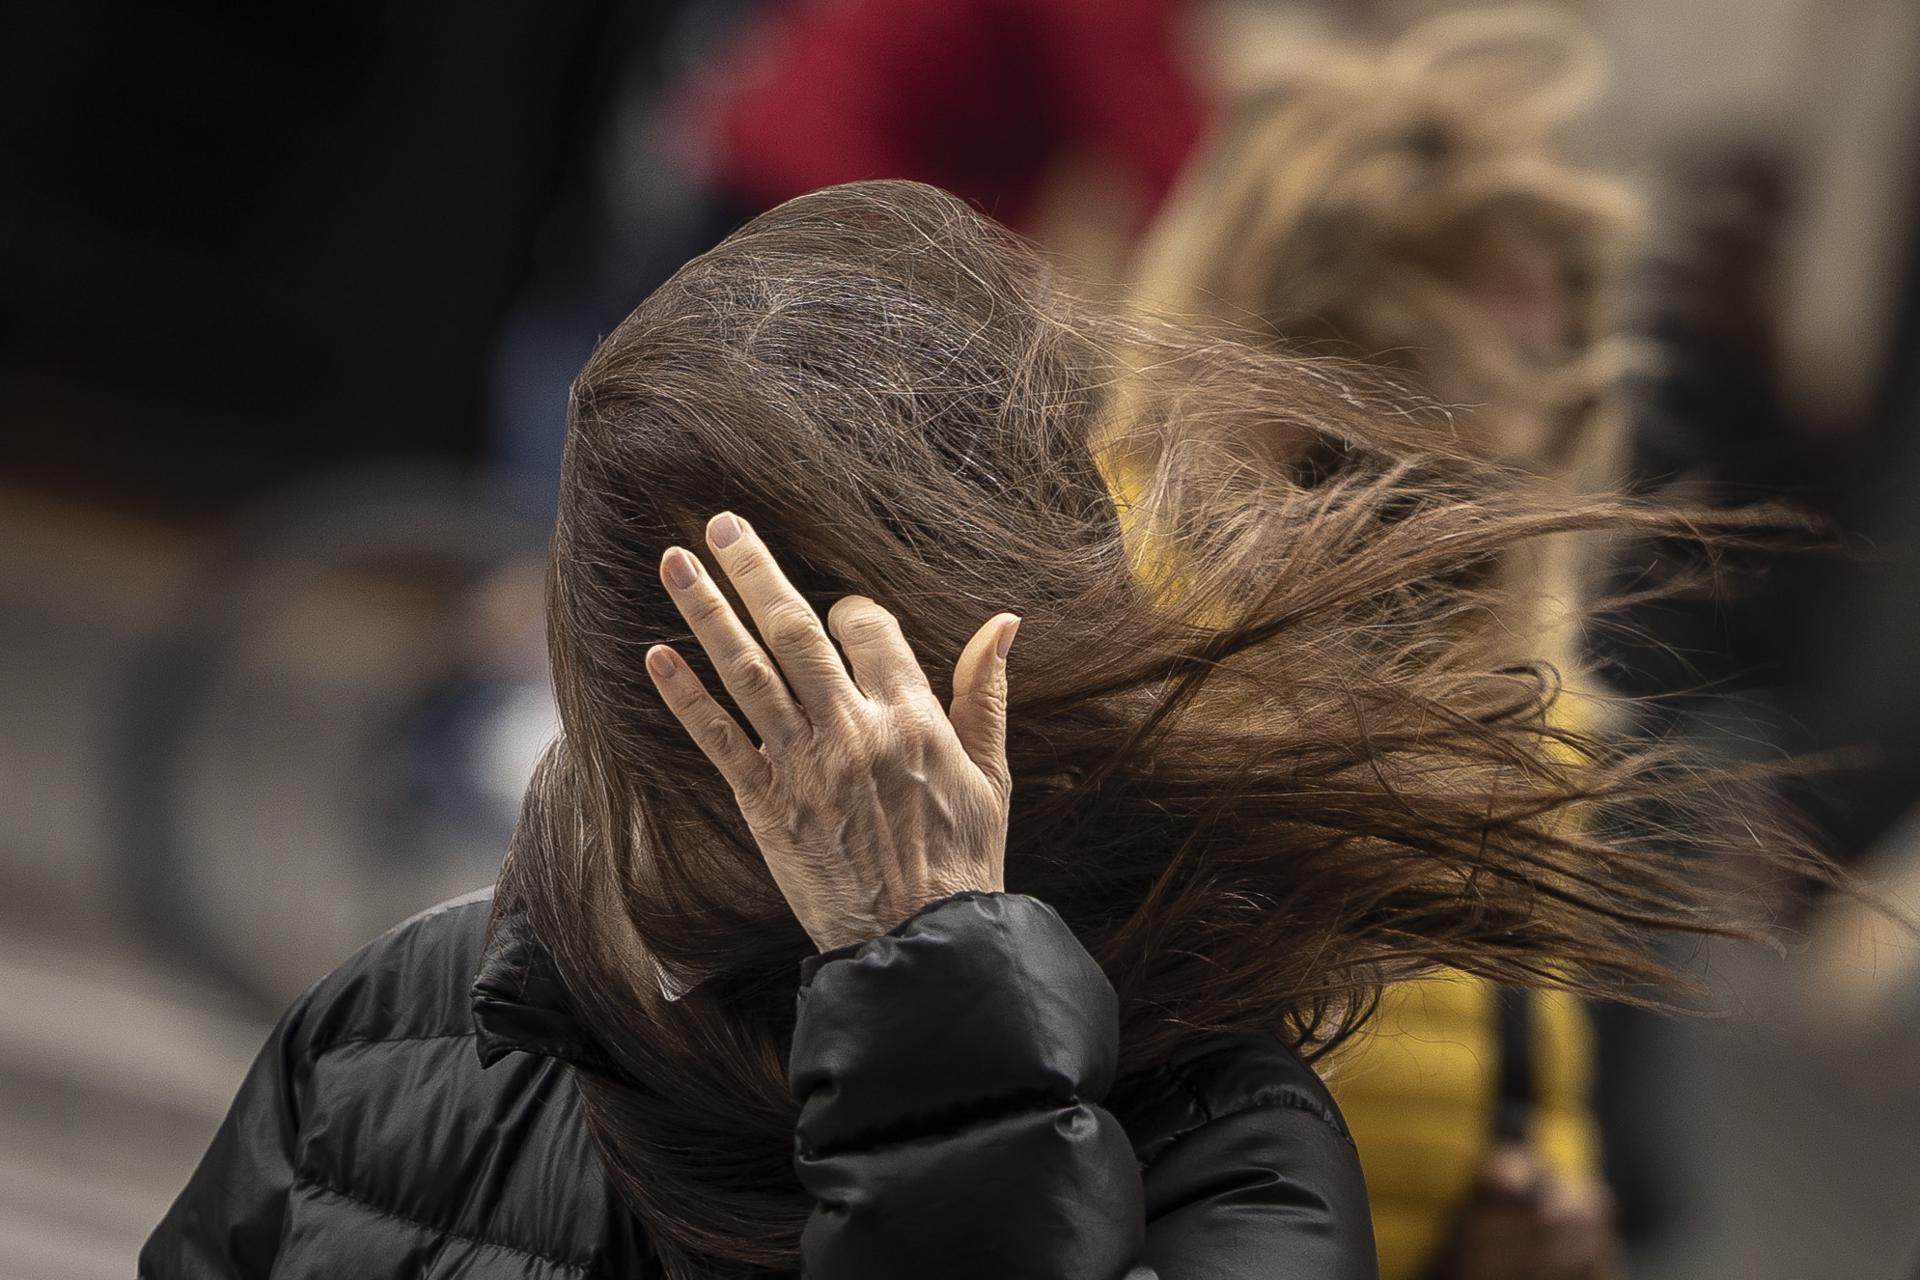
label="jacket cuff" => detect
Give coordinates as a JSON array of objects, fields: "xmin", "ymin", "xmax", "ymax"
[
  {"xmin": 789, "ymin": 892, "xmax": 1119, "ymax": 1152},
  {"xmin": 795, "ymin": 889, "xmax": 996, "ymax": 985}
]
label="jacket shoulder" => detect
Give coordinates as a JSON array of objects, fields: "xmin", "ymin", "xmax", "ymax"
[
  {"xmin": 287, "ymin": 888, "xmax": 496, "ymax": 1052},
  {"xmin": 1115, "ymin": 1030, "xmax": 1354, "ymax": 1167},
  {"xmin": 1116, "ymin": 1033, "xmax": 1377, "ymax": 1279},
  {"xmin": 284, "ymin": 891, "xmax": 647, "ymax": 1277}
]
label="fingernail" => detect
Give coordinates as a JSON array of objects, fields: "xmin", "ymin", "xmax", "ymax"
[
  {"xmin": 646, "ymin": 647, "xmax": 679, "ymax": 680},
  {"xmin": 709, "ymin": 512, "xmax": 743, "ymax": 549},
  {"xmin": 995, "ymin": 616, "xmax": 1020, "ymax": 659},
  {"xmin": 663, "ymin": 548, "xmax": 698, "ymax": 590}
]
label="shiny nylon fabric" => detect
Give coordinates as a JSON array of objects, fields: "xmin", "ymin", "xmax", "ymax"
[
  {"xmin": 142, "ymin": 889, "xmax": 1377, "ymax": 1278},
  {"xmin": 141, "ymin": 892, "xmax": 646, "ymax": 1279},
  {"xmin": 792, "ymin": 893, "xmax": 1140, "ymax": 1274}
]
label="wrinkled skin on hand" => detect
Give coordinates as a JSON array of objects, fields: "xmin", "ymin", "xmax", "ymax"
[{"xmin": 643, "ymin": 511, "xmax": 1020, "ymax": 952}]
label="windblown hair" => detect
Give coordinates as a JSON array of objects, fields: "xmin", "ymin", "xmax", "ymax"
[
  {"xmin": 1130, "ymin": 7, "xmax": 1639, "ymax": 669},
  {"xmin": 501, "ymin": 179, "xmax": 1827, "ymax": 1276},
  {"xmin": 1139, "ymin": 7, "xmax": 1634, "ymax": 465}
]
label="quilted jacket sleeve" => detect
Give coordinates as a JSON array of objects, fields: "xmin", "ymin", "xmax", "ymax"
[
  {"xmin": 137, "ymin": 997, "xmax": 307, "ymax": 1279},
  {"xmin": 788, "ymin": 891, "xmax": 1378, "ymax": 1279}
]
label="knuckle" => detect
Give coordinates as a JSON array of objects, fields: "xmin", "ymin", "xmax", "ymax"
[
  {"xmin": 956, "ymin": 683, "xmax": 1008, "ymax": 715},
  {"xmin": 829, "ymin": 694, "xmax": 880, "ymax": 737},
  {"xmin": 686, "ymin": 594, "xmax": 731, "ymax": 628},
  {"xmin": 891, "ymin": 696, "xmax": 943, "ymax": 738},
  {"xmin": 732, "ymin": 657, "xmax": 783, "ymax": 698},
  {"xmin": 765, "ymin": 607, "xmax": 821, "ymax": 653},
  {"xmin": 827, "ymin": 706, "xmax": 881, "ymax": 764},
  {"xmin": 727, "ymin": 548, "xmax": 770, "ymax": 581},
  {"xmin": 699, "ymin": 710, "xmax": 740, "ymax": 748},
  {"xmin": 841, "ymin": 738, "xmax": 879, "ymax": 777}
]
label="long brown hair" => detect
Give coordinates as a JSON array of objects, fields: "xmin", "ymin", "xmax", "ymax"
[{"xmin": 502, "ymin": 178, "xmax": 1833, "ymax": 1276}]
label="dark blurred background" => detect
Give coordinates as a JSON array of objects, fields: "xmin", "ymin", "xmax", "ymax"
[{"xmin": 3, "ymin": 1, "xmax": 1919, "ymax": 1276}]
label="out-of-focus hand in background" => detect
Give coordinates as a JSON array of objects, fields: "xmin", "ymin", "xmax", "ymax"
[{"xmin": 1438, "ymin": 1145, "xmax": 1618, "ymax": 1280}]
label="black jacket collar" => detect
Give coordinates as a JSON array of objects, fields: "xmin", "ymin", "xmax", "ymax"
[{"xmin": 469, "ymin": 893, "xmax": 621, "ymax": 1077}]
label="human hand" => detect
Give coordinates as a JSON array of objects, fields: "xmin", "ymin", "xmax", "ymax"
[
  {"xmin": 644, "ymin": 512, "xmax": 1020, "ymax": 952},
  {"xmin": 1436, "ymin": 1145, "xmax": 1617, "ymax": 1280}
]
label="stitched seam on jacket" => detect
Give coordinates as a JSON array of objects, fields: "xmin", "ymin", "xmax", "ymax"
[
  {"xmin": 312, "ymin": 1029, "xmax": 478, "ymax": 1055},
  {"xmin": 1141, "ymin": 1090, "xmax": 1357, "ymax": 1174},
  {"xmin": 292, "ymin": 1174, "xmax": 592, "ymax": 1274},
  {"xmin": 1160, "ymin": 1037, "xmax": 1354, "ymax": 1143},
  {"xmin": 799, "ymin": 1086, "xmax": 1075, "ymax": 1160}
]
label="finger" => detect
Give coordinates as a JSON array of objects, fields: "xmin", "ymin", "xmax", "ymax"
[
  {"xmin": 827, "ymin": 596, "xmax": 932, "ymax": 703},
  {"xmin": 949, "ymin": 613, "xmax": 1019, "ymax": 803},
  {"xmin": 660, "ymin": 545, "xmax": 808, "ymax": 747},
  {"xmin": 705, "ymin": 512, "xmax": 857, "ymax": 717},
  {"xmin": 645, "ymin": 645, "xmax": 772, "ymax": 796},
  {"xmin": 1478, "ymin": 1144, "xmax": 1545, "ymax": 1203}
]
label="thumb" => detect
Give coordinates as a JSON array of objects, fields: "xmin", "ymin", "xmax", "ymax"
[{"xmin": 949, "ymin": 612, "xmax": 1020, "ymax": 801}]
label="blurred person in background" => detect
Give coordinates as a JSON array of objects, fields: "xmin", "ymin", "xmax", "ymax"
[
  {"xmin": 484, "ymin": 0, "xmax": 1210, "ymax": 539},
  {"xmin": 694, "ymin": 0, "xmax": 1206, "ymax": 235},
  {"xmin": 1126, "ymin": 9, "xmax": 1641, "ymax": 1277},
  {"xmin": 143, "ymin": 181, "xmax": 1856, "ymax": 1280},
  {"xmin": 484, "ymin": 0, "xmax": 1211, "ymax": 529}
]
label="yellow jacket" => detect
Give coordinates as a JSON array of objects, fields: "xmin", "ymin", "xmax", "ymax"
[{"xmin": 1327, "ymin": 976, "xmax": 1602, "ymax": 1279}]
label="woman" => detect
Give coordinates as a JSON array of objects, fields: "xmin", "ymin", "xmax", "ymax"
[
  {"xmin": 1124, "ymin": 12, "xmax": 1638, "ymax": 1276},
  {"xmin": 144, "ymin": 181, "xmax": 1821, "ymax": 1279}
]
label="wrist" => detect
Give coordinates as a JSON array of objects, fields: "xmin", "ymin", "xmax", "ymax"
[{"xmin": 809, "ymin": 882, "xmax": 1003, "ymax": 953}]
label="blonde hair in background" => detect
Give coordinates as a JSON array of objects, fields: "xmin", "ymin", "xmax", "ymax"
[{"xmin": 1125, "ymin": 6, "xmax": 1644, "ymax": 681}]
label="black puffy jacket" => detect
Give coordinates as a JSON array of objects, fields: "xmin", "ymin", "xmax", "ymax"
[{"xmin": 140, "ymin": 889, "xmax": 1377, "ymax": 1278}]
